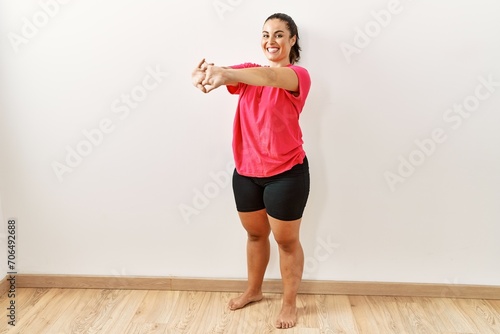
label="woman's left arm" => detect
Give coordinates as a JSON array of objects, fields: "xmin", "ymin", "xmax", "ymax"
[{"xmin": 202, "ymin": 66, "xmax": 298, "ymax": 93}]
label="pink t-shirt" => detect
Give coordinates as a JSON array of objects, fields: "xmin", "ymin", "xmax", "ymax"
[{"xmin": 227, "ymin": 63, "xmax": 311, "ymax": 177}]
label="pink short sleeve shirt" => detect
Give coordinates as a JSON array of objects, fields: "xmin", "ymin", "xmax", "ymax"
[{"xmin": 227, "ymin": 63, "xmax": 311, "ymax": 177}]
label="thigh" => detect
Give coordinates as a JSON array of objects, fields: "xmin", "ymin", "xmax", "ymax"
[
  {"xmin": 268, "ymin": 215, "xmax": 302, "ymax": 246},
  {"xmin": 238, "ymin": 209, "xmax": 271, "ymax": 238},
  {"xmin": 263, "ymin": 158, "xmax": 310, "ymax": 221}
]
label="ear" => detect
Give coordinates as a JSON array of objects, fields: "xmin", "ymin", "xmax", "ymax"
[{"xmin": 290, "ymin": 35, "xmax": 297, "ymax": 46}]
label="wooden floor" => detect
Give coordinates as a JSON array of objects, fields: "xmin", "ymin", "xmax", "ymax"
[{"xmin": 1, "ymin": 288, "xmax": 500, "ymax": 333}]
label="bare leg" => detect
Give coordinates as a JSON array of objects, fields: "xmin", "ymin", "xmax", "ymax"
[
  {"xmin": 228, "ymin": 208, "xmax": 271, "ymax": 310},
  {"xmin": 268, "ymin": 216, "xmax": 303, "ymax": 329}
]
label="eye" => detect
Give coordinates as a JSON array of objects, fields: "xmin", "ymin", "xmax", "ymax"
[
  {"xmin": 262, "ymin": 34, "xmax": 269, "ymax": 38},
  {"xmin": 276, "ymin": 34, "xmax": 284, "ymax": 38}
]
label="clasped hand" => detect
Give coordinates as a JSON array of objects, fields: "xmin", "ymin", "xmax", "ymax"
[{"xmin": 191, "ymin": 58, "xmax": 225, "ymax": 93}]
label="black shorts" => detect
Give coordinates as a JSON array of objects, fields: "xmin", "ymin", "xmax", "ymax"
[{"xmin": 232, "ymin": 157, "xmax": 310, "ymax": 221}]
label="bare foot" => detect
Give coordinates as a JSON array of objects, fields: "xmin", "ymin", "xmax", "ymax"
[
  {"xmin": 228, "ymin": 291, "xmax": 263, "ymax": 310},
  {"xmin": 275, "ymin": 303, "xmax": 297, "ymax": 329}
]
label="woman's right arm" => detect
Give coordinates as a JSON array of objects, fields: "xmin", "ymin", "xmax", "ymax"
[{"xmin": 202, "ymin": 65, "xmax": 298, "ymax": 93}]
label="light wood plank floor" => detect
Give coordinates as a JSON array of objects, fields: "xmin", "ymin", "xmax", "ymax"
[{"xmin": 1, "ymin": 288, "xmax": 500, "ymax": 333}]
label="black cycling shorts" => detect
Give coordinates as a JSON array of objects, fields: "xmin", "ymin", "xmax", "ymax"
[{"xmin": 232, "ymin": 157, "xmax": 310, "ymax": 221}]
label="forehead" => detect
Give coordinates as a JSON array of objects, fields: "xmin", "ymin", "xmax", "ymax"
[{"xmin": 262, "ymin": 19, "xmax": 289, "ymax": 32}]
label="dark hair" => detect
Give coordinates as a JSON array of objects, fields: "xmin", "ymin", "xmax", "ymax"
[{"xmin": 265, "ymin": 13, "xmax": 301, "ymax": 64}]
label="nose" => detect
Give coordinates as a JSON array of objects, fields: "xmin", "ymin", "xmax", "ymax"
[{"xmin": 268, "ymin": 35, "xmax": 276, "ymax": 44}]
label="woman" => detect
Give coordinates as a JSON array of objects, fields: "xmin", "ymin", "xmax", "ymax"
[{"xmin": 192, "ymin": 13, "xmax": 311, "ymax": 329}]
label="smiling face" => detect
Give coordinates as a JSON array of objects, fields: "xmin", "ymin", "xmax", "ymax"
[{"xmin": 261, "ymin": 18, "xmax": 297, "ymax": 67}]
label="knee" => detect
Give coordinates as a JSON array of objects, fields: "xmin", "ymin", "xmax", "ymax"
[
  {"xmin": 274, "ymin": 236, "xmax": 300, "ymax": 252},
  {"xmin": 247, "ymin": 231, "xmax": 270, "ymax": 242}
]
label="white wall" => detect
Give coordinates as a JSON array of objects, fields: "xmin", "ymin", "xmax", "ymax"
[{"xmin": 0, "ymin": 0, "xmax": 499, "ymax": 286}]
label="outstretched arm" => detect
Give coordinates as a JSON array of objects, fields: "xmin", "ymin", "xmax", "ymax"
[{"xmin": 202, "ymin": 65, "xmax": 299, "ymax": 93}]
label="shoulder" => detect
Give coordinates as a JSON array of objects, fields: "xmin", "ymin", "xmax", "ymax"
[
  {"xmin": 288, "ymin": 65, "xmax": 310, "ymax": 78},
  {"xmin": 288, "ymin": 65, "xmax": 311, "ymax": 93}
]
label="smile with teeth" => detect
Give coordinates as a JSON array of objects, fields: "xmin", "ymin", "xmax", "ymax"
[{"xmin": 267, "ymin": 47, "xmax": 279, "ymax": 53}]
